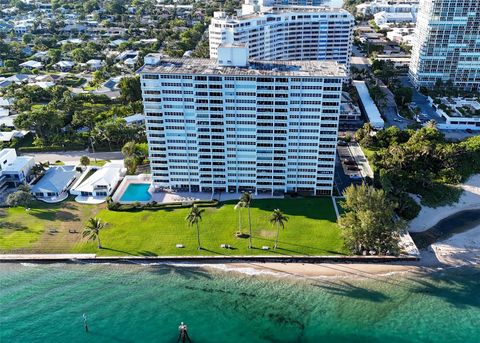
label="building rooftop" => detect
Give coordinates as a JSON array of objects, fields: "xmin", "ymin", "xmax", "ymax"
[
  {"xmin": 140, "ymin": 56, "xmax": 347, "ymax": 78},
  {"xmin": 215, "ymin": 6, "xmax": 351, "ymax": 22},
  {"xmin": 31, "ymin": 165, "xmax": 78, "ymax": 194},
  {"xmin": 3, "ymin": 156, "xmax": 33, "ymax": 172}
]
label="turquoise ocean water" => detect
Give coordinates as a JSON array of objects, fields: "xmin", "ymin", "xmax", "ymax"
[{"xmin": 1, "ymin": 263, "xmax": 479, "ymax": 343}]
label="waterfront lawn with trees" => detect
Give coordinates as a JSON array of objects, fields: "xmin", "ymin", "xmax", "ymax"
[
  {"xmin": 75, "ymin": 198, "xmax": 345, "ymax": 256},
  {"xmin": 0, "ymin": 198, "xmax": 346, "ymax": 256}
]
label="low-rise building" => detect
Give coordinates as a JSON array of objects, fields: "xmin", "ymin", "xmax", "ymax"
[
  {"xmin": 30, "ymin": 165, "xmax": 79, "ymax": 202},
  {"xmin": 433, "ymin": 97, "xmax": 480, "ymax": 131},
  {"xmin": 70, "ymin": 161, "xmax": 125, "ymax": 203},
  {"xmin": 53, "ymin": 60, "xmax": 75, "ymax": 72},
  {"xmin": 357, "ymin": 0, "xmax": 418, "ymax": 16},
  {"xmin": 86, "ymin": 59, "xmax": 105, "ymax": 70},
  {"xmin": 340, "ymin": 92, "xmax": 363, "ymax": 129},
  {"xmin": 0, "ymin": 149, "xmax": 35, "ymax": 189},
  {"xmin": 353, "ymin": 81, "xmax": 385, "ymax": 130},
  {"xmin": 374, "ymin": 11, "xmax": 415, "ymax": 27},
  {"xmin": 19, "ymin": 60, "xmax": 43, "ymax": 70}
]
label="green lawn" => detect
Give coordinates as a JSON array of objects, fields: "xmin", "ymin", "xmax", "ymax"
[
  {"xmin": 74, "ymin": 198, "xmax": 346, "ymax": 256},
  {"xmin": 0, "ymin": 198, "xmax": 346, "ymax": 256},
  {"xmin": 0, "ymin": 199, "xmax": 99, "ymax": 253}
]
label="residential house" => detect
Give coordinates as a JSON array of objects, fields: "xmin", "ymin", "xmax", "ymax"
[
  {"xmin": 31, "ymin": 165, "xmax": 79, "ymax": 202},
  {"xmin": 86, "ymin": 59, "xmax": 105, "ymax": 71},
  {"xmin": 0, "ymin": 148, "xmax": 35, "ymax": 189},
  {"xmin": 53, "ymin": 60, "xmax": 75, "ymax": 72},
  {"xmin": 123, "ymin": 113, "xmax": 145, "ymax": 126},
  {"xmin": 70, "ymin": 161, "xmax": 125, "ymax": 202},
  {"xmin": 19, "ymin": 60, "xmax": 44, "ymax": 70}
]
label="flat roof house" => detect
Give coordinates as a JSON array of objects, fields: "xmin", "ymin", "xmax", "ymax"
[
  {"xmin": 0, "ymin": 148, "xmax": 35, "ymax": 190},
  {"xmin": 31, "ymin": 165, "xmax": 79, "ymax": 203}
]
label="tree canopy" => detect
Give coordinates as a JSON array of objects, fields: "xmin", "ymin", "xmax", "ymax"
[{"xmin": 338, "ymin": 184, "xmax": 405, "ymax": 255}]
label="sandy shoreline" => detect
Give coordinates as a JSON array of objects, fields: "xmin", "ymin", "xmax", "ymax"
[
  {"xmin": 430, "ymin": 225, "xmax": 480, "ymax": 266},
  {"xmin": 210, "ymin": 261, "xmax": 424, "ymax": 278},
  {"xmin": 409, "ymin": 174, "xmax": 480, "ymax": 232}
]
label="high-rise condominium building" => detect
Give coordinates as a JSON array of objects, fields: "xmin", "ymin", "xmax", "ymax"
[
  {"xmin": 139, "ymin": 46, "xmax": 346, "ymax": 196},
  {"xmin": 209, "ymin": 7, "xmax": 354, "ymax": 68},
  {"xmin": 409, "ymin": 0, "xmax": 480, "ymax": 90}
]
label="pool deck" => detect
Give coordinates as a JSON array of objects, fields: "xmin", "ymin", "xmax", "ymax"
[{"xmin": 112, "ymin": 174, "xmax": 284, "ymax": 204}]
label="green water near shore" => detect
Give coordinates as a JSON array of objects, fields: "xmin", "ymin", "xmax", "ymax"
[{"xmin": 1, "ymin": 263, "xmax": 479, "ymax": 343}]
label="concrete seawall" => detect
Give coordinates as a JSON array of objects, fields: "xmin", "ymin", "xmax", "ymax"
[{"xmin": 0, "ymin": 254, "xmax": 419, "ymax": 263}]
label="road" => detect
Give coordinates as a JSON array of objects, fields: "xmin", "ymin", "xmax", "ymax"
[
  {"xmin": 376, "ymin": 78, "xmax": 413, "ymax": 129},
  {"xmin": 399, "ymin": 76, "xmax": 444, "ymax": 122},
  {"xmin": 22, "ymin": 150, "xmax": 124, "ymax": 163}
]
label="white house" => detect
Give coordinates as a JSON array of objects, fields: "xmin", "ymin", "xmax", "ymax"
[
  {"xmin": 53, "ymin": 60, "xmax": 75, "ymax": 72},
  {"xmin": 19, "ymin": 60, "xmax": 43, "ymax": 70},
  {"xmin": 31, "ymin": 165, "xmax": 79, "ymax": 202},
  {"xmin": 123, "ymin": 113, "xmax": 145, "ymax": 126},
  {"xmin": 86, "ymin": 59, "xmax": 105, "ymax": 70},
  {"xmin": 70, "ymin": 161, "xmax": 125, "ymax": 203},
  {"xmin": 374, "ymin": 12, "xmax": 415, "ymax": 27},
  {"xmin": 0, "ymin": 148, "xmax": 35, "ymax": 189}
]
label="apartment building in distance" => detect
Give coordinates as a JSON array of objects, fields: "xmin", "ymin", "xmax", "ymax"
[
  {"xmin": 409, "ymin": 0, "xmax": 480, "ymax": 91},
  {"xmin": 209, "ymin": 6, "xmax": 354, "ymax": 68},
  {"xmin": 139, "ymin": 45, "xmax": 346, "ymax": 196},
  {"xmin": 242, "ymin": 0, "xmax": 332, "ymax": 13},
  {"xmin": 356, "ymin": 0, "xmax": 419, "ymax": 17}
]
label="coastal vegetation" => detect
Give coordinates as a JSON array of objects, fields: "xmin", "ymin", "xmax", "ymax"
[
  {"xmin": 82, "ymin": 217, "xmax": 107, "ymax": 249},
  {"xmin": 1, "ymin": 84, "xmax": 145, "ymax": 151},
  {"xmin": 270, "ymin": 209, "xmax": 289, "ymax": 250},
  {"xmin": 338, "ymin": 184, "xmax": 406, "ymax": 255},
  {"xmin": 357, "ymin": 125, "xmax": 480, "ymax": 215}
]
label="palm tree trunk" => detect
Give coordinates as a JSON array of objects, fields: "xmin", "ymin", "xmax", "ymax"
[
  {"xmin": 196, "ymin": 222, "xmax": 201, "ymax": 250},
  {"xmin": 248, "ymin": 206, "xmax": 252, "ymax": 249},
  {"xmin": 238, "ymin": 208, "xmax": 242, "ymax": 234},
  {"xmin": 274, "ymin": 224, "xmax": 280, "ymax": 250},
  {"xmin": 97, "ymin": 235, "xmax": 102, "ymax": 249}
]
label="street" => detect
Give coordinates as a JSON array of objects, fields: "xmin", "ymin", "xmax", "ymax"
[{"xmin": 22, "ymin": 150, "xmax": 124, "ymax": 163}]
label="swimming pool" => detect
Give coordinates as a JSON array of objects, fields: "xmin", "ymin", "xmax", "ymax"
[{"xmin": 120, "ymin": 183, "xmax": 152, "ymax": 202}]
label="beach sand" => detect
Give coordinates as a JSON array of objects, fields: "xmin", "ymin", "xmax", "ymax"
[
  {"xmin": 409, "ymin": 174, "xmax": 480, "ymax": 232},
  {"xmin": 405, "ymin": 174, "xmax": 480, "ymax": 268},
  {"xmin": 217, "ymin": 262, "xmax": 422, "ymax": 278},
  {"xmin": 430, "ymin": 225, "xmax": 480, "ymax": 266}
]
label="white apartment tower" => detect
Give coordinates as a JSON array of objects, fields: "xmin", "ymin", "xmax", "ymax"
[
  {"xmin": 409, "ymin": 0, "xmax": 480, "ymax": 90},
  {"xmin": 209, "ymin": 7, "xmax": 354, "ymax": 68},
  {"xmin": 140, "ymin": 46, "xmax": 346, "ymax": 196}
]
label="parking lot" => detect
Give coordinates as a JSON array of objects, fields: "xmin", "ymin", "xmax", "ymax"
[{"xmin": 334, "ymin": 141, "xmax": 372, "ymax": 194}]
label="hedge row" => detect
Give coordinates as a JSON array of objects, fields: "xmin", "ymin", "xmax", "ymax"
[{"xmin": 108, "ymin": 200, "xmax": 218, "ymax": 212}]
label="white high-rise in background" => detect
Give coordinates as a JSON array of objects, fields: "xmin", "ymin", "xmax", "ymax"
[
  {"xmin": 242, "ymin": 0, "xmax": 332, "ymax": 14},
  {"xmin": 409, "ymin": 0, "xmax": 480, "ymax": 90},
  {"xmin": 140, "ymin": 46, "xmax": 346, "ymax": 195},
  {"xmin": 209, "ymin": 6, "xmax": 354, "ymax": 68}
]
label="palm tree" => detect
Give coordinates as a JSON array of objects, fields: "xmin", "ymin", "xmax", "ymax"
[
  {"xmin": 31, "ymin": 162, "xmax": 48, "ymax": 178},
  {"xmin": 185, "ymin": 205, "xmax": 204, "ymax": 250},
  {"xmin": 240, "ymin": 192, "xmax": 253, "ymax": 249},
  {"xmin": 83, "ymin": 217, "xmax": 107, "ymax": 249},
  {"xmin": 269, "ymin": 209, "xmax": 288, "ymax": 250},
  {"xmin": 426, "ymin": 119, "xmax": 437, "ymax": 129},
  {"xmin": 234, "ymin": 200, "xmax": 244, "ymax": 235}
]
